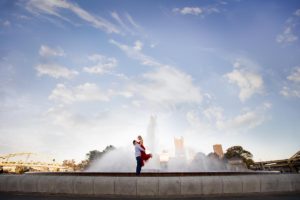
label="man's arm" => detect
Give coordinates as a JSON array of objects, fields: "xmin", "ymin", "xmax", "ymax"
[{"xmin": 136, "ymin": 144, "xmax": 145, "ymax": 152}]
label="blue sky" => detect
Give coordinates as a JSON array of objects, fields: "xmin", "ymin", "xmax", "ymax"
[{"xmin": 1, "ymin": 0, "xmax": 300, "ymax": 162}]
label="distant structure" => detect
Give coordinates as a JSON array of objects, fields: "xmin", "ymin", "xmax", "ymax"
[
  {"xmin": 174, "ymin": 136, "xmax": 185, "ymax": 158},
  {"xmin": 146, "ymin": 116, "xmax": 157, "ymax": 155},
  {"xmin": 250, "ymin": 151, "xmax": 300, "ymax": 173},
  {"xmin": 0, "ymin": 152, "xmax": 71, "ymax": 173},
  {"xmin": 166, "ymin": 137, "xmax": 187, "ymax": 171},
  {"xmin": 213, "ymin": 144, "xmax": 224, "ymax": 158},
  {"xmin": 159, "ymin": 150, "xmax": 169, "ymax": 170}
]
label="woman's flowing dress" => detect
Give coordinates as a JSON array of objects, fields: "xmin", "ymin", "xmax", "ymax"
[{"xmin": 138, "ymin": 142, "xmax": 152, "ymax": 166}]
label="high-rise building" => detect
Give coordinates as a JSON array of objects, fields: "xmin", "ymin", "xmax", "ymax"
[
  {"xmin": 174, "ymin": 137, "xmax": 185, "ymax": 157},
  {"xmin": 146, "ymin": 116, "xmax": 156, "ymax": 155},
  {"xmin": 213, "ymin": 144, "xmax": 224, "ymax": 158}
]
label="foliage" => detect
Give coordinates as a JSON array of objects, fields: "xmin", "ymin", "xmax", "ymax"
[
  {"xmin": 62, "ymin": 159, "xmax": 77, "ymax": 171},
  {"xmin": 224, "ymin": 146, "xmax": 254, "ymax": 168},
  {"xmin": 15, "ymin": 166, "xmax": 29, "ymax": 174},
  {"xmin": 83, "ymin": 145, "xmax": 116, "ymax": 170},
  {"xmin": 86, "ymin": 150, "xmax": 102, "ymax": 163},
  {"xmin": 86, "ymin": 145, "xmax": 116, "ymax": 163},
  {"xmin": 76, "ymin": 159, "xmax": 89, "ymax": 171},
  {"xmin": 61, "ymin": 145, "xmax": 116, "ymax": 171}
]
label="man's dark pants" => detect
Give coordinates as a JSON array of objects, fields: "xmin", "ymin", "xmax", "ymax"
[{"xmin": 136, "ymin": 156, "xmax": 142, "ymax": 175}]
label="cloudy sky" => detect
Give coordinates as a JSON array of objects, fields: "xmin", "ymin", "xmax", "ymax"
[{"xmin": 1, "ymin": 0, "xmax": 300, "ymax": 162}]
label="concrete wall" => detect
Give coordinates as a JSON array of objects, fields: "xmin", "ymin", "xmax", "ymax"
[{"xmin": 0, "ymin": 174, "xmax": 299, "ymax": 197}]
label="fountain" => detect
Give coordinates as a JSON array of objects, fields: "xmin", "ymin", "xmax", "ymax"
[{"xmin": 85, "ymin": 115, "xmax": 233, "ymax": 172}]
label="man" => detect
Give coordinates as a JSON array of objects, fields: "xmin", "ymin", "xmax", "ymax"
[{"xmin": 133, "ymin": 140, "xmax": 145, "ymax": 175}]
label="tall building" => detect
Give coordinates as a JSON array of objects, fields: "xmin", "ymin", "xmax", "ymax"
[
  {"xmin": 159, "ymin": 150, "xmax": 169, "ymax": 170},
  {"xmin": 174, "ymin": 137, "xmax": 185, "ymax": 157},
  {"xmin": 213, "ymin": 144, "xmax": 224, "ymax": 158},
  {"xmin": 146, "ymin": 116, "xmax": 156, "ymax": 155}
]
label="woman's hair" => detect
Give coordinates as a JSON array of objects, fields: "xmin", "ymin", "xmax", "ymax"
[{"xmin": 138, "ymin": 135, "xmax": 143, "ymax": 140}]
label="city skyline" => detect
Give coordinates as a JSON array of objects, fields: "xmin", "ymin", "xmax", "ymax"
[{"xmin": 1, "ymin": 0, "xmax": 300, "ymax": 162}]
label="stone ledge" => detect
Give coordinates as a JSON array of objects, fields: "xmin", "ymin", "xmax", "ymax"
[{"xmin": 0, "ymin": 174, "xmax": 299, "ymax": 196}]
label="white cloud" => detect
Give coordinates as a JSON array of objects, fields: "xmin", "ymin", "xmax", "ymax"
[
  {"xmin": 280, "ymin": 67, "xmax": 300, "ymax": 98},
  {"xmin": 133, "ymin": 40, "xmax": 143, "ymax": 51},
  {"xmin": 128, "ymin": 66, "xmax": 202, "ymax": 106},
  {"xmin": 39, "ymin": 45, "xmax": 65, "ymax": 57},
  {"xmin": 277, "ymin": 9, "xmax": 300, "ymax": 44},
  {"xmin": 49, "ymin": 83, "xmax": 111, "ymax": 104},
  {"xmin": 125, "ymin": 13, "xmax": 140, "ymax": 29},
  {"xmin": 35, "ymin": 63, "xmax": 78, "ymax": 79},
  {"xmin": 280, "ymin": 86, "xmax": 300, "ymax": 98},
  {"xmin": 205, "ymin": 7, "xmax": 220, "ymax": 14},
  {"xmin": 203, "ymin": 106, "xmax": 224, "ymax": 121},
  {"xmin": 110, "ymin": 39, "xmax": 163, "ymax": 67},
  {"xmin": 132, "ymin": 100, "xmax": 141, "ymax": 108},
  {"xmin": 110, "ymin": 39, "xmax": 202, "ymax": 107},
  {"xmin": 173, "ymin": 7, "xmax": 203, "ymax": 15},
  {"xmin": 218, "ymin": 111, "xmax": 265, "ymax": 131},
  {"xmin": 16, "ymin": 14, "xmax": 32, "ymax": 20},
  {"xmin": 3, "ymin": 20, "xmax": 11, "ymax": 27},
  {"xmin": 110, "ymin": 12, "xmax": 143, "ymax": 36},
  {"xmin": 276, "ymin": 27, "xmax": 298, "ymax": 43},
  {"xmin": 186, "ymin": 103, "xmax": 270, "ymax": 135},
  {"xmin": 294, "ymin": 9, "xmax": 300, "ymax": 16},
  {"xmin": 46, "ymin": 104, "xmax": 80, "ymax": 128},
  {"xmin": 186, "ymin": 110, "xmax": 211, "ymax": 133},
  {"xmin": 150, "ymin": 43, "xmax": 158, "ymax": 48},
  {"xmin": 263, "ymin": 102, "xmax": 272, "ymax": 110},
  {"xmin": 173, "ymin": 4, "xmax": 220, "ymax": 16},
  {"xmin": 224, "ymin": 62, "xmax": 264, "ymax": 102},
  {"xmin": 287, "ymin": 66, "xmax": 300, "ymax": 82},
  {"xmin": 111, "ymin": 11, "xmax": 136, "ymax": 35},
  {"xmin": 185, "ymin": 106, "xmax": 222, "ymax": 135},
  {"xmin": 83, "ymin": 54, "xmax": 117, "ymax": 75},
  {"xmin": 26, "ymin": 0, "xmax": 120, "ymax": 34}
]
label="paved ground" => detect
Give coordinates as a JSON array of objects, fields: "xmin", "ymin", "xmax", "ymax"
[{"xmin": 1, "ymin": 193, "xmax": 300, "ymax": 200}]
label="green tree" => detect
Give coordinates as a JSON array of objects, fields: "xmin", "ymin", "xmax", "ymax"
[
  {"xmin": 224, "ymin": 146, "xmax": 254, "ymax": 168},
  {"xmin": 86, "ymin": 150, "xmax": 102, "ymax": 163},
  {"xmin": 76, "ymin": 159, "xmax": 89, "ymax": 171},
  {"xmin": 85, "ymin": 145, "xmax": 116, "ymax": 168},
  {"xmin": 62, "ymin": 159, "xmax": 77, "ymax": 171},
  {"xmin": 103, "ymin": 145, "xmax": 116, "ymax": 153}
]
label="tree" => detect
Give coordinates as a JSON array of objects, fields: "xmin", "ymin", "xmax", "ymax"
[
  {"xmin": 224, "ymin": 146, "xmax": 254, "ymax": 168},
  {"xmin": 103, "ymin": 145, "xmax": 116, "ymax": 153},
  {"xmin": 62, "ymin": 159, "xmax": 77, "ymax": 171},
  {"xmin": 86, "ymin": 150, "xmax": 102, "ymax": 163},
  {"xmin": 76, "ymin": 159, "xmax": 89, "ymax": 171},
  {"xmin": 85, "ymin": 145, "xmax": 116, "ymax": 168}
]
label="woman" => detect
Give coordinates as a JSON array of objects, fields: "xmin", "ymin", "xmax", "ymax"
[{"xmin": 137, "ymin": 135, "xmax": 152, "ymax": 166}]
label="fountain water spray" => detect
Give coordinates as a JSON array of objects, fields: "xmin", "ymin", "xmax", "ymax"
[{"xmin": 87, "ymin": 116, "xmax": 236, "ymax": 172}]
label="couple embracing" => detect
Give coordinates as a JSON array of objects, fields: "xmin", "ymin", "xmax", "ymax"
[{"xmin": 133, "ymin": 135, "xmax": 152, "ymax": 175}]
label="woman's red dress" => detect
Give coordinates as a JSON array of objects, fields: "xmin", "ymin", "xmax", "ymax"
[{"xmin": 138, "ymin": 142, "xmax": 152, "ymax": 166}]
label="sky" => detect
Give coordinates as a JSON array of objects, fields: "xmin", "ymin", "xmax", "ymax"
[{"xmin": 0, "ymin": 0, "xmax": 300, "ymax": 163}]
